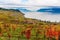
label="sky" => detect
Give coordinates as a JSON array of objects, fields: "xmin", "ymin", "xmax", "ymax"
[
  {"xmin": 0, "ymin": 0, "xmax": 60, "ymax": 10},
  {"xmin": 0, "ymin": 0, "xmax": 60, "ymax": 11},
  {"xmin": 0, "ymin": 0, "xmax": 60, "ymax": 7},
  {"xmin": 0, "ymin": 0, "xmax": 60, "ymax": 22}
]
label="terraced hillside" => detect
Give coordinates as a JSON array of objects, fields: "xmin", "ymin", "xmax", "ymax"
[{"xmin": 0, "ymin": 8, "xmax": 60, "ymax": 40}]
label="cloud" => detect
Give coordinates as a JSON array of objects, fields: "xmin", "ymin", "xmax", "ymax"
[
  {"xmin": 24, "ymin": 12, "xmax": 60, "ymax": 22},
  {"xmin": 0, "ymin": 0, "xmax": 59, "ymax": 11},
  {"xmin": 0, "ymin": 0, "xmax": 22, "ymax": 4},
  {"xmin": 0, "ymin": 0, "xmax": 59, "ymax": 6},
  {"xmin": 0, "ymin": 0, "xmax": 59, "ymax": 10}
]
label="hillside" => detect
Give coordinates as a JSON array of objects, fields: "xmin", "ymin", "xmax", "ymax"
[{"xmin": 0, "ymin": 8, "xmax": 60, "ymax": 40}]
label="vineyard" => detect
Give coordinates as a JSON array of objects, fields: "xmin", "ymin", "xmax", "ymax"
[{"xmin": 0, "ymin": 8, "xmax": 60, "ymax": 40}]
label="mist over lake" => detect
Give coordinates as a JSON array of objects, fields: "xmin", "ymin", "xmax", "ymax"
[
  {"xmin": 24, "ymin": 12, "xmax": 60, "ymax": 22},
  {"xmin": 18, "ymin": 7, "xmax": 60, "ymax": 22}
]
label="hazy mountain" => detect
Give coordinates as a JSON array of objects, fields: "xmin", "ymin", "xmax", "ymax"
[
  {"xmin": 19, "ymin": 8, "xmax": 32, "ymax": 12},
  {"xmin": 37, "ymin": 7, "xmax": 60, "ymax": 14},
  {"xmin": 10, "ymin": 7, "xmax": 32, "ymax": 12}
]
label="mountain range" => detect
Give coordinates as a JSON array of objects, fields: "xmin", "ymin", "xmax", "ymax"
[{"xmin": 37, "ymin": 7, "xmax": 60, "ymax": 14}]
